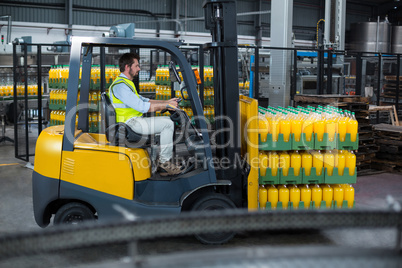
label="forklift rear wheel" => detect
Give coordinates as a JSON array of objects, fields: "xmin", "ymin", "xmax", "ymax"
[
  {"xmin": 191, "ymin": 193, "xmax": 236, "ymax": 245},
  {"xmin": 54, "ymin": 202, "xmax": 96, "ymax": 225}
]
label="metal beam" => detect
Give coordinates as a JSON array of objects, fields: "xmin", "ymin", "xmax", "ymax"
[
  {"xmin": 65, "ymin": 0, "xmax": 73, "ymax": 36},
  {"xmin": 269, "ymin": 0, "xmax": 293, "ymax": 107}
]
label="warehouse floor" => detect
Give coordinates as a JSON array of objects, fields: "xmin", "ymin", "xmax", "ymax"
[{"xmin": 0, "ymin": 124, "xmax": 401, "ymax": 267}]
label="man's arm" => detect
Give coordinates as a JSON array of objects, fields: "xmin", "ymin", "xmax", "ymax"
[
  {"xmin": 147, "ymin": 98, "xmax": 179, "ymax": 112},
  {"xmin": 113, "ymin": 83, "xmax": 179, "ymax": 113}
]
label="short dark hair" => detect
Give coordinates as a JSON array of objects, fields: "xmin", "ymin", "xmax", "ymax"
[{"xmin": 119, "ymin": 53, "xmax": 140, "ymax": 72}]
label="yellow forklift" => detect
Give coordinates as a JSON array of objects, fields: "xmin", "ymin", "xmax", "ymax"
[{"xmin": 33, "ymin": 0, "xmax": 260, "ymax": 244}]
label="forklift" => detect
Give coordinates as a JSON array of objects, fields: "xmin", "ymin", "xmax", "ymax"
[{"xmin": 32, "ymin": 0, "xmax": 257, "ymax": 244}]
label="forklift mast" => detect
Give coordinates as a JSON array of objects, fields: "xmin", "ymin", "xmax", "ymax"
[
  {"xmin": 203, "ymin": 0, "xmax": 244, "ymax": 206},
  {"xmin": 203, "ymin": 3, "xmax": 241, "ymax": 174}
]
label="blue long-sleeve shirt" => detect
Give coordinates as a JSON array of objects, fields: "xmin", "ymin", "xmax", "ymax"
[{"xmin": 112, "ymin": 74, "xmax": 150, "ymax": 114}]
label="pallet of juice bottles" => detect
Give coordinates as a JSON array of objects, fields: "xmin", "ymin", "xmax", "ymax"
[
  {"xmin": 48, "ymin": 65, "xmax": 118, "ymax": 90},
  {"xmin": 155, "ymin": 65, "xmax": 171, "ymax": 86},
  {"xmin": 257, "ymin": 105, "xmax": 358, "ymax": 210},
  {"xmin": 49, "ymin": 89, "xmax": 100, "ymax": 112},
  {"xmin": 258, "ymin": 105, "xmax": 359, "ymax": 151},
  {"xmin": 257, "ymin": 183, "xmax": 355, "ymax": 211},
  {"xmin": 258, "ymin": 165, "xmax": 357, "ymax": 210}
]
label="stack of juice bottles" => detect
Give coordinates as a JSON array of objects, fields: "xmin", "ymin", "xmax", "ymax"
[
  {"xmin": 49, "ymin": 65, "xmax": 120, "ymax": 89},
  {"xmin": 258, "ymin": 105, "xmax": 358, "ymax": 150},
  {"xmin": 49, "ymin": 89, "xmax": 68, "ymax": 108},
  {"xmin": 257, "ymin": 105, "xmax": 358, "ymax": 210},
  {"xmin": 50, "ymin": 110, "xmax": 66, "ymax": 126},
  {"xmin": 88, "ymin": 112, "xmax": 100, "ymax": 132},
  {"xmin": 139, "ymin": 81, "xmax": 156, "ymax": 93},
  {"xmin": 203, "ymin": 106, "xmax": 215, "ymax": 122},
  {"xmin": 0, "ymin": 83, "xmax": 43, "ymax": 97},
  {"xmin": 203, "ymin": 66, "xmax": 214, "ymax": 87},
  {"xmin": 155, "ymin": 65, "xmax": 171, "ymax": 85},
  {"xmin": 239, "ymin": 81, "xmax": 250, "ymax": 90},
  {"xmin": 0, "ymin": 84, "xmax": 13, "ymax": 97},
  {"xmin": 48, "ymin": 65, "xmax": 70, "ymax": 89},
  {"xmin": 155, "ymin": 85, "xmax": 172, "ymax": 100},
  {"xmin": 48, "ymin": 65, "xmax": 108, "ymax": 133},
  {"xmin": 204, "ymin": 86, "xmax": 214, "ymax": 105},
  {"xmin": 181, "ymin": 107, "xmax": 194, "ymax": 119},
  {"xmin": 258, "ymin": 183, "xmax": 355, "ymax": 210}
]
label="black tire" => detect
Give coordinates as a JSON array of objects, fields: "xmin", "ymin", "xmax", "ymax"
[
  {"xmin": 54, "ymin": 202, "xmax": 96, "ymax": 225},
  {"xmin": 191, "ymin": 193, "xmax": 236, "ymax": 245}
]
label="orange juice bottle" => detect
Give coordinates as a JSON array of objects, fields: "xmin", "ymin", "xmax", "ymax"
[
  {"xmin": 57, "ymin": 89, "xmax": 63, "ymax": 105},
  {"xmin": 258, "ymin": 185, "xmax": 268, "ymax": 209},
  {"xmin": 7, "ymin": 85, "xmax": 13, "ymax": 96},
  {"xmin": 301, "ymin": 184, "xmax": 312, "ymax": 209},
  {"xmin": 343, "ymin": 184, "xmax": 355, "ymax": 208},
  {"xmin": 91, "ymin": 90, "xmax": 98, "ymax": 106},
  {"xmin": 62, "ymin": 111, "xmax": 66, "ymax": 124},
  {"xmin": 279, "ymin": 185, "xmax": 290, "ymax": 209},
  {"xmin": 291, "ymin": 112, "xmax": 302, "ymax": 142},
  {"xmin": 313, "ymin": 150, "xmax": 324, "ymax": 176},
  {"xmin": 88, "ymin": 112, "xmax": 93, "ymax": 129},
  {"xmin": 265, "ymin": 112, "xmax": 272, "ymax": 136},
  {"xmin": 49, "ymin": 90, "xmax": 54, "ymax": 105},
  {"xmin": 333, "ymin": 184, "xmax": 344, "ymax": 208},
  {"xmin": 290, "ymin": 150, "xmax": 301, "ymax": 176},
  {"xmin": 54, "ymin": 110, "xmax": 59, "ymax": 125},
  {"xmin": 271, "ymin": 112, "xmax": 279, "ymax": 142},
  {"xmin": 301, "ymin": 151, "xmax": 313, "ymax": 176},
  {"xmin": 49, "ymin": 110, "xmax": 54, "ymax": 125},
  {"xmin": 279, "ymin": 152, "xmax": 290, "ymax": 176},
  {"xmin": 325, "ymin": 116, "xmax": 337, "ymax": 142},
  {"xmin": 311, "ymin": 184, "xmax": 322, "ymax": 208},
  {"xmin": 92, "ymin": 112, "xmax": 98, "ymax": 129},
  {"xmin": 336, "ymin": 150, "xmax": 346, "ymax": 176},
  {"xmin": 289, "ymin": 185, "xmax": 301, "ymax": 209},
  {"xmin": 338, "ymin": 112, "xmax": 348, "ymax": 142},
  {"xmin": 324, "ymin": 150, "xmax": 335, "ymax": 176},
  {"xmin": 269, "ymin": 152, "xmax": 279, "ymax": 176},
  {"xmin": 347, "ymin": 112, "xmax": 358, "ymax": 142},
  {"xmin": 322, "ymin": 184, "xmax": 333, "ymax": 208},
  {"xmin": 345, "ymin": 150, "xmax": 356, "ymax": 176},
  {"xmin": 268, "ymin": 185, "xmax": 279, "ymax": 210},
  {"xmin": 314, "ymin": 113, "xmax": 325, "ymax": 142},
  {"xmin": 156, "ymin": 66, "xmax": 161, "ymax": 83},
  {"xmin": 279, "ymin": 113, "xmax": 291, "ymax": 142},
  {"xmin": 259, "ymin": 152, "xmax": 268, "ymax": 177},
  {"xmin": 64, "ymin": 90, "xmax": 68, "ymax": 105},
  {"xmin": 259, "ymin": 114, "xmax": 269, "ymax": 142},
  {"xmin": 302, "ymin": 112, "xmax": 314, "ymax": 142}
]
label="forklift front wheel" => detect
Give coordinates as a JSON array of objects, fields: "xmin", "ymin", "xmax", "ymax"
[
  {"xmin": 191, "ymin": 193, "xmax": 236, "ymax": 245},
  {"xmin": 54, "ymin": 202, "xmax": 96, "ymax": 225}
]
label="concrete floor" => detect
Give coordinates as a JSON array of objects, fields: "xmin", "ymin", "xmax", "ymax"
[{"xmin": 0, "ymin": 124, "xmax": 401, "ymax": 267}]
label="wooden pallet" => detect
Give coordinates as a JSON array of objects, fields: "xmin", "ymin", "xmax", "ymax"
[
  {"xmin": 384, "ymin": 76, "xmax": 402, "ymax": 81},
  {"xmin": 294, "ymin": 94, "xmax": 369, "ymax": 105},
  {"xmin": 372, "ymin": 123, "xmax": 402, "ymax": 172},
  {"xmin": 370, "ymin": 106, "xmax": 399, "ymax": 126}
]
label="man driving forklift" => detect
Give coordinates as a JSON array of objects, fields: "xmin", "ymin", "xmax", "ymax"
[{"xmin": 108, "ymin": 53, "xmax": 183, "ymax": 176}]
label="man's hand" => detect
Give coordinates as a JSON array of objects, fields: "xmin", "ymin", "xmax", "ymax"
[
  {"xmin": 169, "ymin": 97, "xmax": 181, "ymax": 103},
  {"xmin": 166, "ymin": 99, "xmax": 179, "ymax": 109}
]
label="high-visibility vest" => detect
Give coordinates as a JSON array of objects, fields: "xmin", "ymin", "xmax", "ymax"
[{"xmin": 108, "ymin": 76, "xmax": 143, "ymax": 122}]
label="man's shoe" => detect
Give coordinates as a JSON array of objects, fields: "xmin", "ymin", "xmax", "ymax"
[{"xmin": 158, "ymin": 161, "xmax": 184, "ymax": 177}]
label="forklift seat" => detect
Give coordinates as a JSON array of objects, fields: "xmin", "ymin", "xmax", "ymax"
[{"xmin": 101, "ymin": 92, "xmax": 149, "ymax": 147}]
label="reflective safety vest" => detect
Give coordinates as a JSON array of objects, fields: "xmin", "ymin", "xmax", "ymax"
[{"xmin": 108, "ymin": 76, "xmax": 143, "ymax": 123}]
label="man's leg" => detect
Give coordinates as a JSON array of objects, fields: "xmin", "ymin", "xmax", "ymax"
[{"xmin": 126, "ymin": 116, "xmax": 174, "ymax": 163}]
